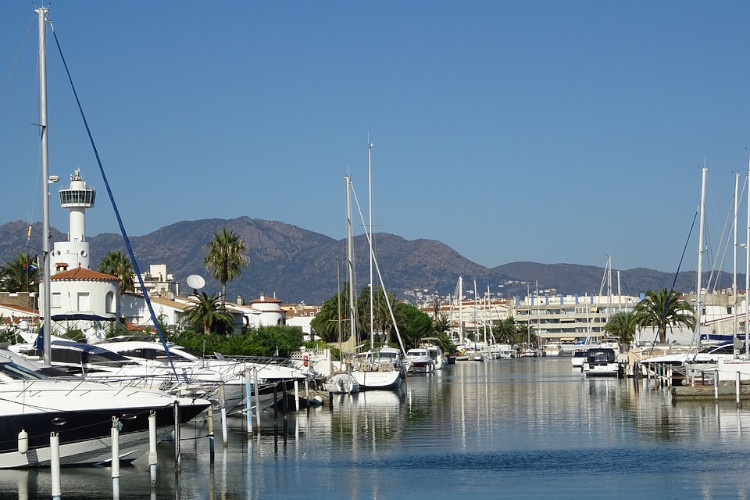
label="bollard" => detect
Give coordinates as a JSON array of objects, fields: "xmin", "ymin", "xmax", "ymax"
[
  {"xmin": 50, "ymin": 432, "xmax": 61, "ymax": 500},
  {"xmin": 174, "ymin": 401, "xmax": 181, "ymax": 470},
  {"xmin": 245, "ymin": 368, "xmax": 253, "ymax": 436},
  {"xmin": 254, "ymin": 368, "xmax": 261, "ymax": 434},
  {"xmin": 148, "ymin": 411, "xmax": 157, "ymax": 486},
  {"xmin": 208, "ymin": 405, "xmax": 215, "ymax": 464}
]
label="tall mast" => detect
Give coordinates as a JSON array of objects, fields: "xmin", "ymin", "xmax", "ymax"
[
  {"xmin": 746, "ymin": 157, "xmax": 750, "ymax": 360},
  {"xmin": 345, "ymin": 175, "xmax": 357, "ymax": 346},
  {"xmin": 458, "ymin": 276, "xmax": 463, "ymax": 345},
  {"xmin": 36, "ymin": 6, "xmax": 52, "ymax": 366},
  {"xmin": 695, "ymin": 166, "xmax": 707, "ymax": 346},
  {"xmin": 734, "ymin": 172, "xmax": 739, "ymax": 355},
  {"xmin": 367, "ymin": 141, "xmax": 374, "ymax": 351}
]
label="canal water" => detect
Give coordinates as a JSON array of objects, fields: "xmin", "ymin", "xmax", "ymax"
[{"xmin": 3, "ymin": 357, "xmax": 750, "ymax": 499}]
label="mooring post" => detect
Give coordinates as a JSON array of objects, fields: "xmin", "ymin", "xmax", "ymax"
[
  {"xmin": 50, "ymin": 432, "xmax": 61, "ymax": 500},
  {"xmin": 220, "ymin": 384, "xmax": 228, "ymax": 446},
  {"xmin": 208, "ymin": 404, "xmax": 215, "ymax": 464},
  {"xmin": 714, "ymin": 369, "xmax": 719, "ymax": 401},
  {"xmin": 254, "ymin": 368, "xmax": 261, "ymax": 433},
  {"xmin": 112, "ymin": 417, "xmax": 120, "ymax": 499},
  {"xmin": 149, "ymin": 411, "xmax": 158, "ymax": 486},
  {"xmin": 737, "ymin": 371, "xmax": 742, "ymax": 408},
  {"xmin": 294, "ymin": 379, "xmax": 300, "ymax": 412},
  {"xmin": 174, "ymin": 401, "xmax": 181, "ymax": 471},
  {"xmin": 250, "ymin": 368, "xmax": 253, "ymax": 436}
]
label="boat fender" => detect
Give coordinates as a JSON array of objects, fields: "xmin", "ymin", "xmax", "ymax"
[
  {"xmin": 18, "ymin": 429, "xmax": 28, "ymax": 454},
  {"xmin": 303, "ymin": 355, "xmax": 309, "ymax": 367}
]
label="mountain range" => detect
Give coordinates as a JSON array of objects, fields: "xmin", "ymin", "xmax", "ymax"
[{"xmin": 0, "ymin": 217, "xmax": 735, "ymax": 305}]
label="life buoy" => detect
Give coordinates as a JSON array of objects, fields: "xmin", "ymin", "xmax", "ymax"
[{"xmin": 303, "ymin": 355, "xmax": 309, "ymax": 367}]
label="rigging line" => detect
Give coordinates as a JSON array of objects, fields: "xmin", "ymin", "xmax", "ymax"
[
  {"xmin": 49, "ymin": 25, "xmax": 181, "ymax": 381},
  {"xmin": 648, "ymin": 207, "xmax": 699, "ymax": 358},
  {"xmin": 350, "ymin": 182, "xmax": 407, "ymax": 356}
]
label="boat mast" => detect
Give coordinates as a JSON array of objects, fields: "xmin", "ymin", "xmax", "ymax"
[
  {"xmin": 695, "ymin": 166, "xmax": 707, "ymax": 346},
  {"xmin": 746, "ymin": 156, "xmax": 750, "ymax": 360},
  {"xmin": 733, "ymin": 172, "xmax": 739, "ymax": 355},
  {"xmin": 345, "ymin": 175, "xmax": 357, "ymax": 347},
  {"xmin": 367, "ymin": 141, "xmax": 374, "ymax": 351},
  {"xmin": 458, "ymin": 276, "xmax": 463, "ymax": 346},
  {"xmin": 36, "ymin": 6, "xmax": 52, "ymax": 366}
]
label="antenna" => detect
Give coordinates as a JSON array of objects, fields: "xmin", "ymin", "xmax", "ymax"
[{"xmin": 186, "ymin": 274, "xmax": 205, "ymax": 295}]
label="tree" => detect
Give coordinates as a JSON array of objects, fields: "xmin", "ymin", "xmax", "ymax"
[
  {"xmin": 0, "ymin": 252, "xmax": 39, "ymax": 293},
  {"xmin": 604, "ymin": 311, "xmax": 637, "ymax": 346},
  {"xmin": 356, "ymin": 286, "xmax": 395, "ymax": 344},
  {"xmin": 98, "ymin": 250, "xmax": 135, "ymax": 294},
  {"xmin": 433, "ymin": 314, "xmax": 450, "ymax": 336},
  {"xmin": 310, "ymin": 283, "xmax": 351, "ymax": 343},
  {"xmin": 205, "ymin": 228, "xmax": 248, "ymax": 307},
  {"xmin": 392, "ymin": 302, "xmax": 432, "ymax": 348},
  {"xmin": 633, "ymin": 289, "xmax": 695, "ymax": 344},
  {"xmin": 493, "ymin": 317, "xmax": 519, "ymax": 344},
  {"xmin": 181, "ymin": 292, "xmax": 234, "ymax": 335}
]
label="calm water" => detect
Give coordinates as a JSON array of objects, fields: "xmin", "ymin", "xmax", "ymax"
[{"xmin": 3, "ymin": 357, "xmax": 750, "ymax": 499}]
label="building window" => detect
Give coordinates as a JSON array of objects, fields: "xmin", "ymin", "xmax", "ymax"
[
  {"xmin": 77, "ymin": 292, "xmax": 90, "ymax": 312},
  {"xmin": 106, "ymin": 291, "xmax": 116, "ymax": 314},
  {"xmin": 51, "ymin": 292, "xmax": 61, "ymax": 308}
]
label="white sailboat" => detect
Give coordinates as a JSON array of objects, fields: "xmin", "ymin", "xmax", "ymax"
[{"xmin": 346, "ymin": 145, "xmax": 404, "ymax": 390}]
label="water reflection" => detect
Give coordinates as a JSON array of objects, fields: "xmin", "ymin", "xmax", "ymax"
[{"xmin": 4, "ymin": 358, "xmax": 750, "ymax": 498}]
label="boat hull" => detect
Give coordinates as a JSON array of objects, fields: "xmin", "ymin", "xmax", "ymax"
[
  {"xmin": 352, "ymin": 369, "xmax": 403, "ymax": 390},
  {"xmin": 0, "ymin": 380, "xmax": 209, "ymax": 469}
]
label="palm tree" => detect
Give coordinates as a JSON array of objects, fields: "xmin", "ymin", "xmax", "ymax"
[
  {"xmin": 181, "ymin": 292, "xmax": 234, "ymax": 335},
  {"xmin": 633, "ymin": 289, "xmax": 695, "ymax": 344},
  {"xmin": 310, "ymin": 284, "xmax": 351, "ymax": 343},
  {"xmin": 98, "ymin": 250, "xmax": 135, "ymax": 294},
  {"xmin": 356, "ymin": 286, "xmax": 395, "ymax": 344},
  {"xmin": 0, "ymin": 252, "xmax": 39, "ymax": 293},
  {"xmin": 205, "ymin": 228, "xmax": 248, "ymax": 307},
  {"xmin": 604, "ymin": 311, "xmax": 637, "ymax": 347}
]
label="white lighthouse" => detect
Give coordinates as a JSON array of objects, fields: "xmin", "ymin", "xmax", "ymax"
[{"xmin": 51, "ymin": 168, "xmax": 96, "ymax": 272}]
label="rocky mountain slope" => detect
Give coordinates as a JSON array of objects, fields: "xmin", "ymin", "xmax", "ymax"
[{"xmin": 0, "ymin": 217, "xmax": 733, "ymax": 305}]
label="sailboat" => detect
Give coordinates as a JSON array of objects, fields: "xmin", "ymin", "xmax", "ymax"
[{"xmin": 345, "ymin": 146, "xmax": 404, "ymax": 390}]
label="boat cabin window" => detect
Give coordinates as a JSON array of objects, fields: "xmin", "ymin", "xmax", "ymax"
[
  {"xmin": 586, "ymin": 349, "xmax": 615, "ymax": 363},
  {"xmin": 0, "ymin": 361, "xmax": 46, "ymax": 381}
]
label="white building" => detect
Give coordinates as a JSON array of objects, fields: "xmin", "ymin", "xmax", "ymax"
[
  {"xmin": 230, "ymin": 294, "xmax": 286, "ymax": 330},
  {"xmin": 46, "ymin": 266, "xmax": 119, "ymax": 332}
]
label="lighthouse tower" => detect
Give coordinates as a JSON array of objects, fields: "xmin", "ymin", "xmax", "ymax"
[{"xmin": 51, "ymin": 168, "xmax": 96, "ymax": 272}]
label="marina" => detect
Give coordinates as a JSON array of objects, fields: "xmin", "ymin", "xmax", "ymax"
[{"xmin": 3, "ymin": 357, "xmax": 750, "ymax": 498}]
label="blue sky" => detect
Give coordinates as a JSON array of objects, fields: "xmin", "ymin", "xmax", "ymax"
[{"xmin": 1, "ymin": 1, "xmax": 749, "ymax": 275}]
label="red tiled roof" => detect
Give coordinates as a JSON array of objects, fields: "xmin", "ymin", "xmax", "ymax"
[
  {"xmin": 249, "ymin": 295, "xmax": 283, "ymax": 304},
  {"xmin": 51, "ymin": 266, "xmax": 119, "ymax": 281}
]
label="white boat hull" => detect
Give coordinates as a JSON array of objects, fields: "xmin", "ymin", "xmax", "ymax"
[{"xmin": 352, "ymin": 369, "xmax": 403, "ymax": 390}]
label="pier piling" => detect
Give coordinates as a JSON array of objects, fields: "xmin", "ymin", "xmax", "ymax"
[{"xmin": 50, "ymin": 432, "xmax": 61, "ymax": 500}]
